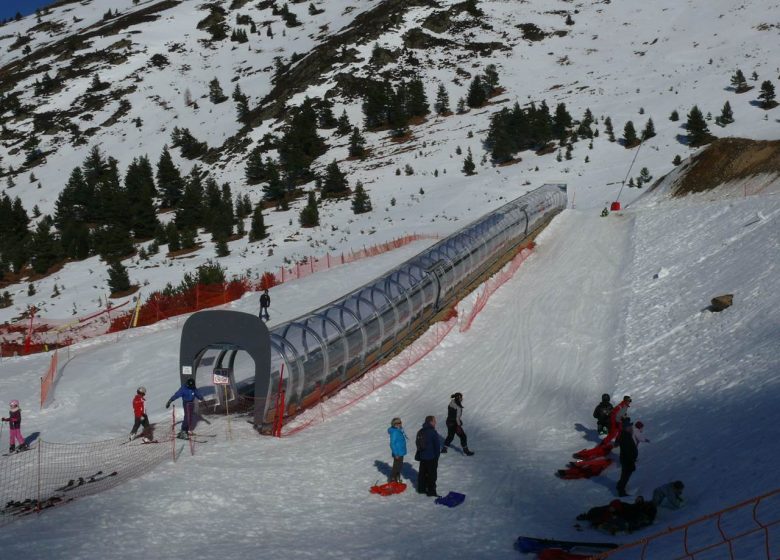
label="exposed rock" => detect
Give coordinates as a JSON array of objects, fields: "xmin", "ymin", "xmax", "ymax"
[
  {"xmin": 403, "ymin": 27, "xmax": 455, "ymax": 50},
  {"xmin": 710, "ymin": 294, "xmax": 733, "ymax": 312}
]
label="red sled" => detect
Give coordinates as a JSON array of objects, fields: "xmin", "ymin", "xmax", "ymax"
[
  {"xmin": 556, "ymin": 457, "xmax": 612, "ymax": 479},
  {"xmin": 370, "ymin": 482, "xmax": 407, "ymax": 496},
  {"xmin": 538, "ymin": 549, "xmax": 592, "ymax": 560},
  {"xmin": 572, "ymin": 442, "xmax": 613, "ymax": 461}
]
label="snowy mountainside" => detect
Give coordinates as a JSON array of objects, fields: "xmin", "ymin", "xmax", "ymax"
[
  {"xmin": 0, "ymin": 0, "xmax": 778, "ymax": 325},
  {"xmin": 0, "ymin": 174, "xmax": 777, "ymax": 559}
]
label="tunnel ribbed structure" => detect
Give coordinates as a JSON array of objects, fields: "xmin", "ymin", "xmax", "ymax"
[{"xmin": 181, "ymin": 184, "xmax": 567, "ymax": 432}]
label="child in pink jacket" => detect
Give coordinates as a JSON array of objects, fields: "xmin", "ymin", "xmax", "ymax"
[{"xmin": 2, "ymin": 400, "xmax": 28, "ymax": 453}]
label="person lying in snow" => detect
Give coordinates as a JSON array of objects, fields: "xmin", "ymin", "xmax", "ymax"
[
  {"xmin": 577, "ymin": 496, "xmax": 657, "ymax": 534},
  {"xmin": 652, "ymin": 481, "xmax": 685, "ymax": 509}
]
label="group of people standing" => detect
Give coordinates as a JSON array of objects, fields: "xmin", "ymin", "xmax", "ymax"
[
  {"xmin": 592, "ymin": 393, "xmax": 685, "ymax": 515},
  {"xmin": 386, "ymin": 392, "xmax": 475, "ymax": 498}
]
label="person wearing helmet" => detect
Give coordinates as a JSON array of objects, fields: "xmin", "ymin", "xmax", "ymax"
[
  {"xmin": 593, "ymin": 393, "xmax": 613, "ymax": 435},
  {"xmin": 166, "ymin": 378, "xmax": 205, "ymax": 438},
  {"xmin": 129, "ymin": 387, "xmax": 150, "ymax": 442},
  {"xmin": 2, "ymin": 400, "xmax": 28, "ymax": 453},
  {"xmin": 441, "ymin": 392, "xmax": 474, "ymax": 456},
  {"xmin": 604, "ymin": 395, "xmax": 632, "ymax": 445}
]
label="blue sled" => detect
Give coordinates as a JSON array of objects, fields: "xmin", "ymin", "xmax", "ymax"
[{"xmin": 435, "ymin": 491, "xmax": 466, "ymax": 507}]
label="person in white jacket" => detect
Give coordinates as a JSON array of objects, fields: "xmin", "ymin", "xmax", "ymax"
[
  {"xmin": 633, "ymin": 420, "xmax": 650, "ymax": 446},
  {"xmin": 652, "ymin": 481, "xmax": 686, "ymax": 509}
]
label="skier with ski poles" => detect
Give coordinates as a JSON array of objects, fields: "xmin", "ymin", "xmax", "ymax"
[
  {"xmin": 2, "ymin": 400, "xmax": 28, "ymax": 453},
  {"xmin": 166, "ymin": 378, "xmax": 205, "ymax": 439}
]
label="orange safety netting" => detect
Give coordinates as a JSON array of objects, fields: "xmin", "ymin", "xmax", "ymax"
[
  {"xmin": 459, "ymin": 243, "xmax": 535, "ymax": 333},
  {"xmin": 0, "ymin": 234, "xmax": 438, "ymax": 358},
  {"xmin": 595, "ymin": 488, "xmax": 780, "ymax": 560}
]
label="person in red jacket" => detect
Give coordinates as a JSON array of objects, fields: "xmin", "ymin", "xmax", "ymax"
[
  {"xmin": 603, "ymin": 395, "xmax": 631, "ymax": 445},
  {"xmin": 129, "ymin": 386, "xmax": 150, "ymax": 441}
]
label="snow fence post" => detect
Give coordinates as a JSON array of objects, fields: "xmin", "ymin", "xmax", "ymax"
[
  {"xmin": 37, "ymin": 441, "xmax": 42, "ymax": 513},
  {"xmin": 171, "ymin": 405, "xmax": 176, "ymax": 463}
]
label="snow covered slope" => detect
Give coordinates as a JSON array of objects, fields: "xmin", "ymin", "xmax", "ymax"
[{"xmin": 0, "ymin": 173, "xmax": 778, "ymax": 558}]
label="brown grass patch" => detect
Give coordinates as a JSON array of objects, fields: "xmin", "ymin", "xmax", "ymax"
[{"xmin": 673, "ymin": 138, "xmax": 780, "ymax": 197}]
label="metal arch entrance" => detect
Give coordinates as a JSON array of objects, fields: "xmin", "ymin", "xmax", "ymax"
[{"xmin": 179, "ymin": 310, "xmax": 271, "ymax": 430}]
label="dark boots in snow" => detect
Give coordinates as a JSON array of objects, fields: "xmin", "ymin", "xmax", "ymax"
[{"xmin": 463, "ymin": 447, "xmax": 474, "ymax": 456}]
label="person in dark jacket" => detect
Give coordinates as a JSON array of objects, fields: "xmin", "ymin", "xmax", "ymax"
[
  {"xmin": 129, "ymin": 386, "xmax": 151, "ymax": 441},
  {"xmin": 441, "ymin": 392, "xmax": 474, "ymax": 455},
  {"xmin": 2, "ymin": 400, "xmax": 27, "ymax": 453},
  {"xmin": 259, "ymin": 289, "xmax": 271, "ymax": 320},
  {"xmin": 387, "ymin": 417, "xmax": 407, "ymax": 483},
  {"xmin": 166, "ymin": 378, "xmax": 205, "ymax": 438},
  {"xmin": 593, "ymin": 393, "xmax": 613, "ymax": 435},
  {"xmin": 616, "ymin": 418, "xmax": 638, "ymax": 497},
  {"xmin": 415, "ymin": 416, "xmax": 441, "ymax": 497}
]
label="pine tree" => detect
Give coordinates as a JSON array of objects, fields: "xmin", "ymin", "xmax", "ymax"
[
  {"xmin": 351, "ymin": 181, "xmax": 372, "ymax": 214},
  {"xmin": 214, "ymin": 236, "xmax": 230, "ymax": 257},
  {"xmin": 685, "ymin": 105, "xmax": 712, "ymax": 146},
  {"xmin": 277, "ymin": 97, "xmax": 325, "ymax": 183},
  {"xmin": 730, "ymin": 69, "xmax": 749, "ymax": 93},
  {"xmin": 248, "ymin": 203, "xmax": 267, "ymax": 241},
  {"xmin": 318, "ymin": 98, "xmax": 337, "ymax": 128},
  {"xmin": 552, "ymin": 103, "xmax": 572, "ymax": 140},
  {"xmin": 336, "ymin": 110, "xmax": 352, "ymax": 135},
  {"xmin": 348, "ymin": 126, "xmax": 366, "ymax": 158},
  {"xmin": 604, "ymin": 117, "xmax": 615, "ymax": 141},
  {"xmin": 233, "ymin": 84, "xmax": 250, "ymax": 125},
  {"xmin": 669, "ymin": 110, "xmax": 679, "ymax": 121},
  {"xmin": 641, "ymin": 118, "xmax": 656, "ymax": 140},
  {"xmin": 209, "ymin": 78, "xmax": 228, "ymax": 104},
  {"xmin": 758, "ymin": 80, "xmax": 776, "ymax": 109},
  {"xmin": 156, "ymin": 146, "xmax": 184, "ymax": 208},
  {"xmin": 456, "ymin": 97, "xmax": 466, "ymax": 114},
  {"xmin": 29, "ymin": 217, "xmax": 61, "ymax": 274},
  {"xmin": 434, "ymin": 83, "xmax": 450, "ymax": 115},
  {"xmin": 717, "ymin": 101, "xmax": 734, "ymax": 125},
  {"xmin": 175, "ymin": 167, "xmax": 205, "ymax": 230},
  {"xmin": 299, "ymin": 191, "xmax": 319, "ymax": 227},
  {"xmin": 107, "ymin": 259, "xmax": 131, "ymax": 293},
  {"xmin": 125, "ymin": 155, "xmax": 159, "ymax": 239},
  {"xmin": 622, "ymin": 121, "xmax": 638, "ymax": 147},
  {"xmin": 245, "ymin": 146, "xmax": 267, "ymax": 184},
  {"xmin": 406, "ymin": 77, "xmax": 429, "ymax": 117},
  {"xmin": 321, "ymin": 161, "xmax": 348, "ymax": 197},
  {"xmin": 165, "ymin": 222, "xmax": 181, "ymax": 252},
  {"xmin": 462, "ymin": 147, "xmax": 476, "ymax": 175},
  {"xmin": 262, "ymin": 159, "xmax": 285, "ymax": 203},
  {"xmin": 639, "ymin": 167, "xmax": 652, "ymax": 184},
  {"xmin": 466, "ymin": 76, "xmax": 487, "ymax": 108},
  {"xmin": 387, "ymin": 81, "xmax": 409, "ymax": 137},
  {"xmin": 672, "ymin": 154, "xmax": 682, "ymax": 165},
  {"xmin": 483, "ymin": 64, "xmax": 500, "ymax": 95}
]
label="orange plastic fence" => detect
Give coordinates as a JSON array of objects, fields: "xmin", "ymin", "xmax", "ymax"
[
  {"xmin": 39, "ymin": 351, "xmax": 58, "ymax": 409},
  {"xmin": 281, "ymin": 312, "xmax": 459, "ymax": 436},
  {"xmin": 595, "ymin": 488, "xmax": 780, "ymax": 560},
  {"xmin": 0, "ymin": 234, "xmax": 438, "ymax": 358},
  {"xmin": 460, "ymin": 243, "xmax": 535, "ymax": 333}
]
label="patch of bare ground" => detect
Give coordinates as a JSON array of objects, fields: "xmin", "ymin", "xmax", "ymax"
[{"xmin": 673, "ymin": 138, "xmax": 780, "ymax": 197}]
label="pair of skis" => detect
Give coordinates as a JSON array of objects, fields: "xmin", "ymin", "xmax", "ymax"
[{"xmin": 55, "ymin": 470, "xmax": 118, "ymax": 493}]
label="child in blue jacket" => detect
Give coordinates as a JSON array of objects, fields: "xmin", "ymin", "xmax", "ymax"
[
  {"xmin": 166, "ymin": 378, "xmax": 205, "ymax": 438},
  {"xmin": 387, "ymin": 417, "xmax": 407, "ymax": 483}
]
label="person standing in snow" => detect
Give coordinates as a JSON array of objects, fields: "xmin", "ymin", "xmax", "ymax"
[
  {"xmin": 441, "ymin": 392, "xmax": 474, "ymax": 456},
  {"xmin": 387, "ymin": 417, "xmax": 407, "ymax": 483},
  {"xmin": 259, "ymin": 289, "xmax": 271, "ymax": 320},
  {"xmin": 2, "ymin": 400, "xmax": 28, "ymax": 453},
  {"xmin": 415, "ymin": 415, "xmax": 441, "ymax": 497},
  {"xmin": 652, "ymin": 481, "xmax": 685, "ymax": 509},
  {"xmin": 616, "ymin": 418, "xmax": 638, "ymax": 497},
  {"xmin": 166, "ymin": 378, "xmax": 205, "ymax": 438},
  {"xmin": 604, "ymin": 395, "xmax": 632, "ymax": 445},
  {"xmin": 593, "ymin": 393, "xmax": 613, "ymax": 435},
  {"xmin": 129, "ymin": 386, "xmax": 150, "ymax": 441},
  {"xmin": 632, "ymin": 420, "xmax": 649, "ymax": 447}
]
